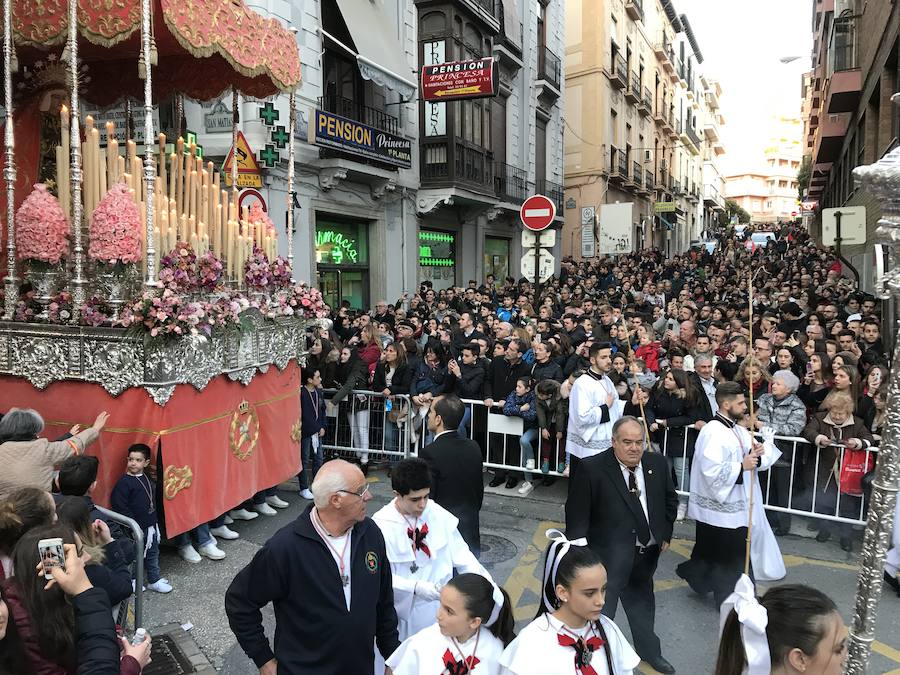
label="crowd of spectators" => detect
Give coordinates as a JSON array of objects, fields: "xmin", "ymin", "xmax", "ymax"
[{"xmin": 312, "ymin": 225, "xmax": 889, "ymax": 545}]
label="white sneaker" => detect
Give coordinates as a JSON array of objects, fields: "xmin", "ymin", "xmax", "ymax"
[
  {"xmin": 210, "ymin": 525, "xmax": 240, "ymax": 540},
  {"xmin": 299, "ymin": 488, "xmax": 314, "ymax": 500},
  {"xmin": 253, "ymin": 502, "xmax": 278, "ymax": 516},
  {"xmin": 178, "ymin": 544, "xmax": 201, "ymax": 564},
  {"xmin": 562, "ymin": 465, "xmax": 570, "ymax": 477},
  {"xmin": 147, "ymin": 579, "xmax": 173, "ymax": 593},
  {"xmin": 198, "ymin": 542, "xmax": 226, "ymax": 560},
  {"xmin": 266, "ymin": 495, "xmax": 290, "ymax": 509},
  {"xmin": 524, "ymin": 459, "xmax": 536, "ymax": 470},
  {"xmin": 677, "ymin": 502, "xmax": 688, "ymax": 522},
  {"xmin": 517, "ymin": 481, "xmax": 534, "ymax": 496},
  {"xmin": 222, "ymin": 515, "xmax": 234, "ymax": 525},
  {"xmin": 158, "ymin": 578, "xmax": 170, "ymax": 585},
  {"xmin": 360, "ymin": 452, "xmax": 370, "ymax": 465},
  {"xmin": 230, "ymin": 508, "xmax": 259, "ymax": 521}
]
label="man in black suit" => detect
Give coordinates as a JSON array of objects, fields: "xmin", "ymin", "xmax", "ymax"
[
  {"xmin": 420, "ymin": 394, "xmax": 484, "ymax": 556},
  {"xmin": 566, "ymin": 416, "xmax": 678, "ymax": 674}
]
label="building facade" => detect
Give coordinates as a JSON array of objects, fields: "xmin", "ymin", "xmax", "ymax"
[
  {"xmin": 725, "ymin": 116, "xmax": 803, "ymax": 224},
  {"xmin": 563, "ymin": 0, "xmax": 724, "ymax": 259},
  {"xmin": 801, "ymin": 0, "xmax": 899, "ymax": 288},
  {"xmin": 415, "ymin": 0, "xmax": 565, "ymax": 291}
]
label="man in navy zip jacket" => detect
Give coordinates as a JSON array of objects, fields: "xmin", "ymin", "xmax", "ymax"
[{"xmin": 225, "ymin": 460, "xmax": 400, "ymax": 674}]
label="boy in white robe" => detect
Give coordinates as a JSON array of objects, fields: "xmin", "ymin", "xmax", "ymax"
[
  {"xmin": 676, "ymin": 382, "xmax": 785, "ymax": 608},
  {"xmin": 566, "ymin": 342, "xmax": 625, "ymax": 481},
  {"xmin": 374, "ymin": 458, "xmax": 493, "ymax": 643}
]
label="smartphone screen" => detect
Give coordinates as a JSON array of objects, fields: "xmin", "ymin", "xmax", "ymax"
[{"xmin": 37, "ymin": 538, "xmax": 65, "ymax": 579}]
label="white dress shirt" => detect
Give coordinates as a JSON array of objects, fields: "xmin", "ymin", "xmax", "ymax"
[{"xmin": 617, "ymin": 460, "xmax": 656, "ymax": 546}]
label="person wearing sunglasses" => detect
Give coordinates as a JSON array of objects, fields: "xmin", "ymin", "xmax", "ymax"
[{"xmin": 226, "ymin": 459, "xmax": 400, "ymax": 675}]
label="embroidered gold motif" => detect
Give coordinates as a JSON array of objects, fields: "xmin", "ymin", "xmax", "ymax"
[
  {"xmin": 230, "ymin": 399, "xmax": 260, "ymax": 460},
  {"xmin": 163, "ymin": 464, "xmax": 193, "ymax": 500}
]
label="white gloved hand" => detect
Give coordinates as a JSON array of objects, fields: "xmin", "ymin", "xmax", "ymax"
[{"xmin": 415, "ymin": 581, "xmax": 442, "ymax": 601}]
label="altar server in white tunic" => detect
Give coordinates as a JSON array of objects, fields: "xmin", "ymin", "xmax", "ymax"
[
  {"xmin": 566, "ymin": 342, "xmax": 626, "ymax": 483},
  {"xmin": 386, "ymin": 573, "xmax": 514, "ymax": 675},
  {"xmin": 676, "ymin": 382, "xmax": 786, "ymax": 608},
  {"xmin": 499, "ymin": 530, "xmax": 640, "ymax": 675},
  {"xmin": 374, "ymin": 458, "xmax": 494, "ymax": 642}
]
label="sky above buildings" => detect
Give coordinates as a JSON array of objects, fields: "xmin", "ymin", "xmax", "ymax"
[{"xmin": 676, "ymin": 0, "xmax": 813, "ymax": 176}]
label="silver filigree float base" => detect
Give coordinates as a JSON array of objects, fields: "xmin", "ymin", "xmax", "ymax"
[
  {"xmin": 0, "ymin": 312, "xmax": 315, "ymax": 405},
  {"xmin": 94, "ymin": 270, "xmax": 129, "ymax": 320},
  {"xmin": 29, "ymin": 262, "xmax": 61, "ymax": 320}
]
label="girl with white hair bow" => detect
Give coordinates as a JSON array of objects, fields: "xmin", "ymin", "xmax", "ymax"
[
  {"xmin": 715, "ymin": 576, "xmax": 846, "ymax": 675},
  {"xmin": 498, "ymin": 529, "xmax": 640, "ymax": 675}
]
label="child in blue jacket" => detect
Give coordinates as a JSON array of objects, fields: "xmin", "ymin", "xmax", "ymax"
[{"xmin": 503, "ymin": 376, "xmax": 538, "ymax": 496}]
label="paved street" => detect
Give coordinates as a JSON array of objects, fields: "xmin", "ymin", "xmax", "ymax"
[{"xmin": 143, "ymin": 469, "xmax": 900, "ymax": 674}]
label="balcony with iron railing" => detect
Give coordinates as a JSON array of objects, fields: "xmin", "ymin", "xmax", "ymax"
[
  {"xmin": 632, "ymin": 161, "xmax": 643, "ymax": 189},
  {"xmin": 665, "ymin": 108, "xmax": 677, "ymax": 138},
  {"xmin": 608, "ymin": 51, "xmax": 628, "ymax": 88},
  {"xmin": 673, "ymin": 179, "xmax": 683, "ymax": 196},
  {"xmin": 420, "ymin": 139, "xmax": 494, "ymax": 193},
  {"xmin": 495, "ymin": 161, "xmax": 531, "ymax": 204},
  {"xmin": 639, "ymin": 87, "xmax": 653, "ymax": 116},
  {"xmin": 625, "ymin": 0, "xmax": 643, "ymax": 21},
  {"xmin": 608, "ymin": 146, "xmax": 626, "ymax": 181},
  {"xmin": 536, "ymin": 177, "xmax": 564, "ymax": 213},
  {"xmin": 318, "ymin": 95, "xmax": 400, "ymax": 135},
  {"xmin": 654, "ymin": 34, "xmax": 675, "ymax": 73},
  {"xmin": 626, "ymin": 74, "xmax": 641, "ymax": 104},
  {"xmin": 659, "ymin": 168, "xmax": 670, "ymax": 192},
  {"xmin": 645, "ymin": 170, "xmax": 654, "ymax": 191},
  {"xmin": 538, "ymin": 45, "xmax": 562, "ymax": 91}
]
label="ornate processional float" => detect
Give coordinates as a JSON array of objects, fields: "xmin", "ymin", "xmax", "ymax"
[
  {"xmin": 0, "ymin": 0, "xmax": 323, "ymax": 536},
  {"xmin": 845, "ymin": 142, "xmax": 900, "ymax": 672}
]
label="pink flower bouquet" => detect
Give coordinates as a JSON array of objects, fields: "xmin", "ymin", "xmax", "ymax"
[
  {"xmin": 15, "ymin": 184, "xmax": 69, "ymax": 266},
  {"xmin": 88, "ymin": 184, "xmax": 142, "ymax": 269},
  {"xmin": 196, "ymin": 251, "xmax": 224, "ymax": 292},
  {"xmin": 244, "ymin": 246, "xmax": 272, "ymax": 291}
]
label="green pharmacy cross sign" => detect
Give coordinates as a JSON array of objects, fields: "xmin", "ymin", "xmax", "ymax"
[
  {"xmin": 270, "ymin": 125, "xmax": 289, "ymax": 149},
  {"xmin": 259, "ymin": 144, "xmax": 281, "ymax": 168},
  {"xmin": 259, "ymin": 102, "xmax": 280, "ymax": 126}
]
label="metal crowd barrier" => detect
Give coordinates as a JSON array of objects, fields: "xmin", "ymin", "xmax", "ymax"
[
  {"xmin": 320, "ymin": 388, "xmax": 878, "ymax": 527},
  {"xmin": 95, "ymin": 504, "xmax": 145, "ymax": 630},
  {"xmin": 659, "ymin": 425, "xmax": 877, "ymax": 527},
  {"xmin": 321, "ymin": 389, "xmax": 414, "ymax": 465}
]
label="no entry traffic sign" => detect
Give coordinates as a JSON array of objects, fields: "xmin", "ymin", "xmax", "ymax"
[{"xmin": 520, "ymin": 194, "xmax": 556, "ymax": 231}]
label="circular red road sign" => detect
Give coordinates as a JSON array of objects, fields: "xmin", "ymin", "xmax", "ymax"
[{"xmin": 520, "ymin": 194, "xmax": 556, "ymax": 232}]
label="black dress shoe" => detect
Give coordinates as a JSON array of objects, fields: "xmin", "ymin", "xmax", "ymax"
[
  {"xmin": 884, "ymin": 571, "xmax": 900, "ymax": 596},
  {"xmin": 645, "ymin": 655, "xmax": 676, "ymax": 673},
  {"xmin": 774, "ymin": 526, "xmax": 790, "ymax": 537},
  {"xmin": 840, "ymin": 537, "xmax": 853, "ymax": 552},
  {"xmin": 505, "ymin": 476, "xmax": 520, "ymax": 489},
  {"xmin": 816, "ymin": 530, "xmax": 831, "ymax": 543},
  {"xmin": 488, "ymin": 475, "xmax": 505, "ymax": 488}
]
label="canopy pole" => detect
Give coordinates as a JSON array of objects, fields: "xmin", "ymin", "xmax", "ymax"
[
  {"xmin": 844, "ymin": 145, "xmax": 900, "ymax": 674},
  {"xmin": 67, "ymin": 0, "xmax": 86, "ymax": 319},
  {"xmin": 287, "ymin": 27, "xmax": 297, "ymax": 282},
  {"xmin": 2, "ymin": 0, "xmax": 17, "ymax": 319},
  {"xmin": 140, "ymin": 0, "xmax": 156, "ymax": 287}
]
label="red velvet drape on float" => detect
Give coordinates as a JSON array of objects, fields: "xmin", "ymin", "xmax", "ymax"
[
  {"xmin": 0, "ymin": 98, "xmax": 43, "ymax": 280},
  {"xmin": 0, "ymin": 363, "xmax": 301, "ymax": 537}
]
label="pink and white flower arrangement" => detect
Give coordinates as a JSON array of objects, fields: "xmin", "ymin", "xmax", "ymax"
[
  {"xmin": 13, "ymin": 291, "xmax": 41, "ymax": 322},
  {"xmin": 286, "ymin": 282, "xmax": 327, "ymax": 318},
  {"xmin": 244, "ymin": 246, "xmax": 271, "ymax": 291},
  {"xmin": 158, "ymin": 242, "xmax": 198, "ymax": 293},
  {"xmin": 196, "ymin": 251, "xmax": 224, "ymax": 292},
  {"xmin": 270, "ymin": 256, "xmax": 292, "ymax": 289},
  {"xmin": 88, "ymin": 184, "xmax": 141, "ymax": 268},
  {"xmin": 123, "ymin": 288, "xmax": 210, "ymax": 340},
  {"xmin": 80, "ymin": 296, "xmax": 118, "ymax": 327},
  {"xmin": 47, "ymin": 291, "xmax": 74, "ymax": 324},
  {"xmin": 15, "ymin": 184, "xmax": 69, "ymax": 265}
]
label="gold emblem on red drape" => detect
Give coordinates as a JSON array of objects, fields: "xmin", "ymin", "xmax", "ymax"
[
  {"xmin": 163, "ymin": 464, "xmax": 193, "ymax": 499},
  {"xmin": 290, "ymin": 419, "xmax": 302, "ymax": 443},
  {"xmin": 230, "ymin": 399, "xmax": 259, "ymax": 461}
]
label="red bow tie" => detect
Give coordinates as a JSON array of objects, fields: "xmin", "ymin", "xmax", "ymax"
[
  {"xmin": 557, "ymin": 633, "xmax": 604, "ymax": 675},
  {"xmin": 408, "ymin": 523, "xmax": 431, "ymax": 557},
  {"xmin": 441, "ymin": 648, "xmax": 480, "ymax": 674}
]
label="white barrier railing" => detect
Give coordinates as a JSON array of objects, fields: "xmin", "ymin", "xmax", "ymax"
[{"xmin": 323, "ymin": 389, "xmax": 877, "ymax": 526}]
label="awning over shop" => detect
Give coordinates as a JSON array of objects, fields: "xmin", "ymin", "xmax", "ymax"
[{"xmin": 331, "ymin": 0, "xmax": 417, "ymax": 99}]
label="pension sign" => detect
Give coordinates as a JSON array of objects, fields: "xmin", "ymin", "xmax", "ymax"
[
  {"xmin": 421, "ymin": 57, "xmax": 498, "ymax": 102},
  {"xmin": 310, "ymin": 109, "xmax": 412, "ymax": 169}
]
